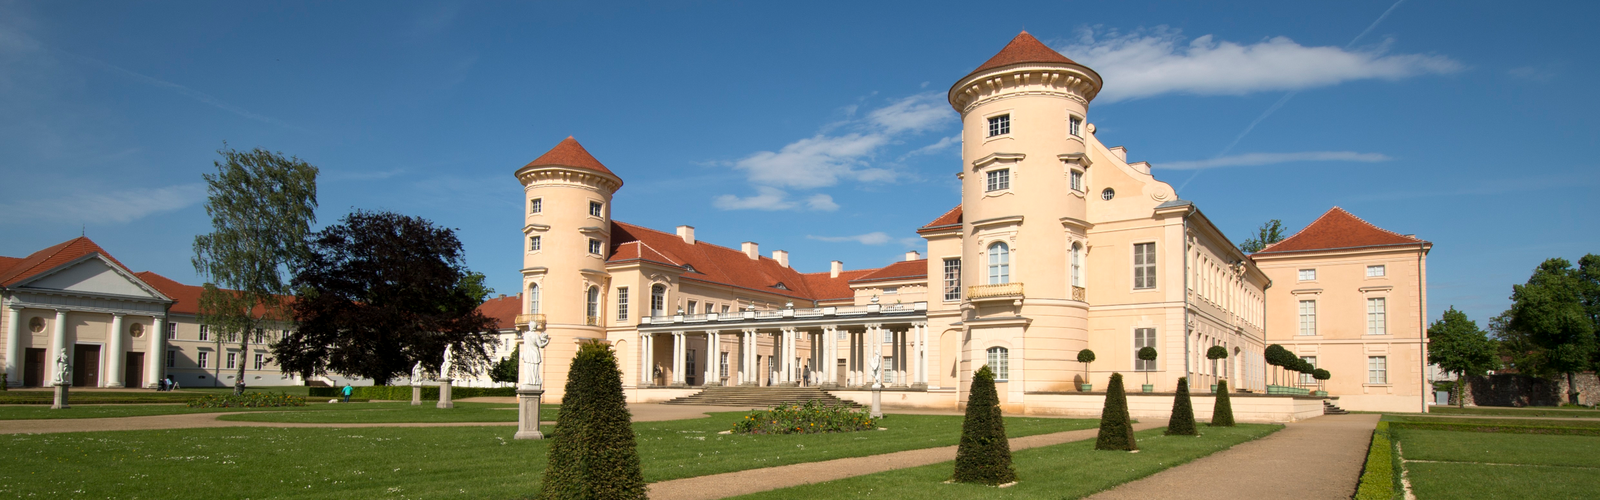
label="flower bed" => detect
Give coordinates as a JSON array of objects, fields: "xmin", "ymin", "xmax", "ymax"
[
  {"xmin": 187, "ymin": 392, "xmax": 308, "ymax": 408},
  {"xmin": 731, "ymin": 400, "xmax": 876, "ymax": 435}
]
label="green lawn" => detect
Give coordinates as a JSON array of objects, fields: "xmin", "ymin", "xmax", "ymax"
[
  {"xmin": 181, "ymin": 386, "xmax": 314, "ymax": 396},
  {"xmin": 1395, "ymin": 426, "xmax": 1600, "ymax": 500},
  {"xmin": 1385, "ymin": 414, "xmax": 1600, "ymax": 430},
  {"xmin": 0, "ymin": 412, "xmax": 1095, "ymax": 499},
  {"xmin": 735, "ymin": 425, "xmax": 1282, "ymax": 499},
  {"xmin": 1426, "ymin": 406, "xmax": 1600, "ymax": 419},
  {"xmin": 0, "ymin": 390, "xmax": 217, "ymax": 405},
  {"xmin": 1405, "ymin": 462, "xmax": 1599, "ymax": 500},
  {"xmin": 1398, "ymin": 428, "xmax": 1600, "ymax": 468},
  {"xmin": 0, "ymin": 401, "xmax": 521, "ymax": 421}
]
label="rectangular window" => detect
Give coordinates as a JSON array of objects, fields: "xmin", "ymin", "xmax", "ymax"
[
  {"xmin": 529, "ymin": 235, "xmax": 541, "ymax": 252},
  {"xmin": 1298, "ymin": 269, "xmax": 1316, "ymax": 281},
  {"xmin": 883, "ymin": 329, "xmax": 894, "ymax": 343},
  {"xmin": 199, "ymin": 325, "xmax": 209, "ymax": 341},
  {"xmin": 616, "ymin": 287, "xmax": 629, "ymax": 321},
  {"xmin": 721, "ymin": 305, "xmax": 730, "ymax": 315},
  {"xmin": 837, "ymin": 329, "xmax": 847, "ymax": 340},
  {"xmin": 588, "ymin": 238, "xmax": 602, "ymax": 255},
  {"xmin": 883, "ymin": 287, "xmax": 898, "ymax": 294},
  {"xmin": 985, "ymin": 169, "xmax": 1010, "ymax": 192},
  {"xmin": 226, "ymin": 352, "xmax": 237, "ymax": 369},
  {"xmin": 1298, "ymin": 300, "xmax": 1317, "ymax": 335},
  {"xmin": 254, "ymin": 329, "xmax": 264, "ymax": 344},
  {"xmin": 987, "ymin": 114, "xmax": 1010, "ymax": 137},
  {"xmin": 589, "ymin": 201, "xmax": 603, "ymax": 217},
  {"xmin": 1134, "ymin": 328, "xmax": 1156, "ymax": 371},
  {"xmin": 1133, "ymin": 243, "xmax": 1157, "ymax": 289},
  {"xmin": 1369, "ymin": 356, "xmax": 1388, "ymax": 384},
  {"xmin": 254, "ymin": 353, "xmax": 265, "ymax": 370},
  {"xmin": 1069, "ymin": 169, "xmax": 1083, "ymax": 191},
  {"xmin": 720, "ymin": 352, "xmax": 729, "ymax": 379},
  {"xmin": 1367, "ymin": 265, "xmax": 1386, "ymax": 277},
  {"xmin": 1300, "ymin": 356, "xmax": 1318, "ymax": 385},
  {"xmin": 167, "ymin": 350, "xmax": 176, "ymax": 368},
  {"xmin": 1069, "ymin": 116, "xmax": 1083, "ymax": 137},
  {"xmin": 987, "ymin": 348, "xmax": 1009, "ymax": 381},
  {"xmin": 529, "ymin": 198, "xmax": 542, "ymax": 214},
  {"xmin": 687, "ymin": 301, "xmax": 698, "ymax": 316},
  {"xmin": 198, "ymin": 352, "xmax": 209, "ymax": 368},
  {"xmin": 943, "ymin": 258, "xmax": 961, "ymax": 301},
  {"xmin": 1368, "ymin": 298, "xmax": 1387, "ymax": 335},
  {"xmin": 166, "ymin": 323, "xmax": 177, "ymax": 340}
]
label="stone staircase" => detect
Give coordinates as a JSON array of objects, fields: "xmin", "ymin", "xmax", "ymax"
[
  {"xmin": 660, "ymin": 386, "xmax": 861, "ymax": 408},
  {"xmin": 1323, "ymin": 400, "xmax": 1350, "ymax": 415}
]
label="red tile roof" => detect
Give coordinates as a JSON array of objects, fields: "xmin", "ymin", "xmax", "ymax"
[
  {"xmin": 0, "ymin": 237, "xmax": 132, "ymax": 287},
  {"xmin": 607, "ymin": 221, "xmax": 822, "ymax": 302},
  {"xmin": 477, "ymin": 294, "xmax": 522, "ymax": 331},
  {"xmin": 850, "ymin": 259, "xmax": 928, "ymax": 284},
  {"xmin": 799, "ymin": 268, "xmax": 880, "ymax": 302},
  {"xmin": 966, "ymin": 31, "xmax": 1086, "ymax": 78},
  {"xmin": 134, "ymin": 271, "xmax": 204, "ymax": 315},
  {"xmin": 918, "ymin": 205, "xmax": 963, "ymax": 234},
  {"xmin": 521, "ymin": 136, "xmax": 623, "ymax": 185},
  {"xmin": 1254, "ymin": 207, "xmax": 1429, "ymax": 255}
]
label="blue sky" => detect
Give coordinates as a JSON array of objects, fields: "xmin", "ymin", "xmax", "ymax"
[{"xmin": 2, "ymin": 1, "xmax": 1595, "ymax": 326}]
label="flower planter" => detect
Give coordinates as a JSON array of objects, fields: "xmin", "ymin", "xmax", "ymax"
[
  {"xmin": 1079, "ymin": 383, "xmax": 1092, "ymax": 392},
  {"xmin": 1314, "ymin": 390, "xmax": 1328, "ymax": 397},
  {"xmin": 1142, "ymin": 384, "xmax": 1154, "ymax": 393},
  {"xmin": 1210, "ymin": 384, "xmax": 1218, "ymax": 393}
]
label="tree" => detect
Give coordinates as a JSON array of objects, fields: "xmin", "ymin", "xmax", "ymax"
[
  {"xmin": 1264, "ymin": 344, "xmax": 1292, "ymax": 386},
  {"xmin": 540, "ymin": 341, "xmax": 645, "ymax": 499},
  {"xmin": 1312, "ymin": 369, "xmax": 1330, "ymax": 393},
  {"xmin": 1206, "ymin": 346, "xmax": 1229, "ymax": 381},
  {"xmin": 1136, "ymin": 347, "xmax": 1158, "ymax": 387},
  {"xmin": 1427, "ymin": 307, "xmax": 1499, "ymax": 408},
  {"xmin": 192, "ymin": 145, "xmax": 318, "ymax": 394},
  {"xmin": 1077, "ymin": 349, "xmax": 1096, "ymax": 389},
  {"xmin": 490, "ymin": 345, "xmax": 520, "ymax": 384},
  {"xmin": 1505, "ymin": 258, "xmax": 1597, "ymax": 404},
  {"xmin": 1238, "ymin": 219, "xmax": 1287, "ymax": 254},
  {"xmin": 274, "ymin": 210, "xmax": 499, "ymax": 386},
  {"xmin": 1095, "ymin": 373, "xmax": 1137, "ymax": 451},
  {"xmin": 1166, "ymin": 377, "xmax": 1198, "ymax": 436},
  {"xmin": 1210, "ymin": 379, "xmax": 1235, "ymax": 427},
  {"xmin": 953, "ymin": 364, "xmax": 1015, "ymax": 485}
]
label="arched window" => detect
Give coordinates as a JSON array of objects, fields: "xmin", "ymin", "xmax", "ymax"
[
  {"xmin": 986, "ymin": 346, "xmax": 1009, "ymax": 381},
  {"xmin": 527, "ymin": 284, "xmax": 541, "ymax": 315},
  {"xmin": 987, "ymin": 242, "xmax": 1010, "ymax": 285},
  {"xmin": 586, "ymin": 286, "xmax": 600, "ymax": 326},
  {"xmin": 1070, "ymin": 242, "xmax": 1083, "ymax": 287},
  {"xmin": 650, "ymin": 284, "xmax": 666, "ymax": 317}
]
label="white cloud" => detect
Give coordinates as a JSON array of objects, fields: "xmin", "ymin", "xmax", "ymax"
[
  {"xmin": 731, "ymin": 133, "xmax": 891, "ymax": 189},
  {"xmin": 0, "ymin": 183, "xmax": 206, "ymax": 224},
  {"xmin": 1158, "ymin": 150, "xmax": 1395, "ymax": 169},
  {"xmin": 804, "ymin": 193, "xmax": 839, "ymax": 211},
  {"xmin": 713, "ymin": 186, "xmax": 840, "ymax": 212},
  {"xmin": 1157, "ymin": 151, "xmax": 1391, "ymax": 170},
  {"xmin": 807, "ymin": 232, "xmax": 893, "ymax": 245},
  {"xmin": 1060, "ymin": 27, "xmax": 1462, "ymax": 102},
  {"xmin": 866, "ymin": 92, "xmax": 953, "ymax": 134},
  {"xmin": 1508, "ymin": 65, "xmax": 1557, "ymax": 82},
  {"xmin": 900, "ymin": 135, "xmax": 960, "ymax": 160}
]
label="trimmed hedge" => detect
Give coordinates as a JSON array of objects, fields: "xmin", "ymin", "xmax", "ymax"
[
  {"xmin": 1095, "ymin": 373, "xmax": 1138, "ymax": 451},
  {"xmin": 733, "ymin": 400, "xmax": 875, "ymax": 435},
  {"xmin": 1354, "ymin": 422, "xmax": 1398, "ymax": 500},
  {"xmin": 187, "ymin": 392, "xmax": 307, "ymax": 408},
  {"xmin": 307, "ymin": 385, "xmax": 516, "ymax": 400},
  {"xmin": 953, "ymin": 365, "xmax": 1015, "ymax": 485},
  {"xmin": 1388, "ymin": 421, "xmax": 1600, "ymax": 436},
  {"xmin": 540, "ymin": 341, "xmax": 645, "ymax": 500},
  {"xmin": 1210, "ymin": 379, "xmax": 1235, "ymax": 427},
  {"xmin": 1165, "ymin": 377, "xmax": 1197, "ymax": 436}
]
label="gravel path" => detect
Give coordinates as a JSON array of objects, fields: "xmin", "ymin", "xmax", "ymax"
[
  {"xmin": 0, "ymin": 403, "xmax": 760, "ymax": 434},
  {"xmin": 1085, "ymin": 414, "xmax": 1381, "ymax": 500},
  {"xmin": 647, "ymin": 421, "xmax": 1164, "ymax": 500}
]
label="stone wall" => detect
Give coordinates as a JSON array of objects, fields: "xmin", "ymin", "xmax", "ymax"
[{"xmin": 1459, "ymin": 372, "xmax": 1599, "ymax": 407}]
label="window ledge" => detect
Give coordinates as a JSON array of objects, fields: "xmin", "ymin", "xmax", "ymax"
[{"xmin": 1363, "ymin": 383, "xmax": 1391, "ymax": 388}]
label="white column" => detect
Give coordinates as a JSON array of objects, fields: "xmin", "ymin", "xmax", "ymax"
[
  {"xmin": 821, "ymin": 327, "xmax": 833, "ymax": 385},
  {"xmin": 4, "ymin": 306, "xmax": 22, "ymax": 387},
  {"xmin": 706, "ymin": 331, "xmax": 719, "ymax": 386},
  {"xmin": 671, "ymin": 332, "xmax": 684, "ymax": 385},
  {"xmin": 146, "ymin": 317, "xmax": 165, "ymax": 389},
  {"xmin": 783, "ymin": 328, "xmax": 795, "ymax": 384},
  {"xmin": 916, "ymin": 322, "xmax": 928, "ymax": 385},
  {"xmin": 46, "ymin": 309, "xmax": 67, "ymax": 386},
  {"xmin": 105, "ymin": 313, "xmax": 125, "ymax": 388},
  {"xmin": 851, "ymin": 330, "xmax": 861, "ymax": 386},
  {"xmin": 638, "ymin": 332, "xmax": 650, "ymax": 386}
]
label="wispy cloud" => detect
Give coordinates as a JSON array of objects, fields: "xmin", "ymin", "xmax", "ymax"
[
  {"xmin": 0, "ymin": 183, "xmax": 206, "ymax": 224},
  {"xmin": 1508, "ymin": 65, "xmax": 1557, "ymax": 82},
  {"xmin": 900, "ymin": 135, "xmax": 960, "ymax": 160},
  {"xmin": 807, "ymin": 232, "xmax": 893, "ymax": 245},
  {"xmin": 1157, "ymin": 151, "xmax": 1391, "ymax": 170},
  {"xmin": 713, "ymin": 186, "xmax": 839, "ymax": 212},
  {"xmin": 1059, "ymin": 27, "xmax": 1462, "ymax": 103},
  {"xmin": 731, "ymin": 133, "xmax": 892, "ymax": 189}
]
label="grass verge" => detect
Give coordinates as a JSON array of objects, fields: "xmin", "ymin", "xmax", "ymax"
[
  {"xmin": 732, "ymin": 424, "xmax": 1281, "ymax": 499},
  {"xmin": 1353, "ymin": 421, "xmax": 1399, "ymax": 500},
  {"xmin": 216, "ymin": 402, "xmax": 541, "ymax": 423},
  {"xmin": 1426, "ymin": 406, "xmax": 1600, "ymax": 418},
  {"xmin": 1394, "ymin": 426, "xmax": 1600, "ymax": 499}
]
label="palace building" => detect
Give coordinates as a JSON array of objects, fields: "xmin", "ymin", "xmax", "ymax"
[{"xmin": 507, "ymin": 32, "xmax": 1431, "ymax": 417}]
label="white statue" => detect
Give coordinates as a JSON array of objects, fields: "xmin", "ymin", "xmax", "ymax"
[
  {"xmin": 524, "ymin": 332, "xmax": 551, "ymax": 387},
  {"xmin": 55, "ymin": 352, "xmax": 70, "ymax": 386},
  {"xmin": 411, "ymin": 362, "xmax": 423, "ymax": 385},
  {"xmin": 439, "ymin": 345, "xmax": 454, "ymax": 379},
  {"xmin": 868, "ymin": 341, "xmax": 883, "ymax": 388}
]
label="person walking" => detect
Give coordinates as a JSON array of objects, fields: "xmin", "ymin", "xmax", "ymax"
[{"xmin": 341, "ymin": 383, "xmax": 352, "ymax": 403}]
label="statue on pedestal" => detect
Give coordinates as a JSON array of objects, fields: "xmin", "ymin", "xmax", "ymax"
[
  {"xmin": 55, "ymin": 352, "xmax": 70, "ymax": 386},
  {"xmin": 411, "ymin": 362, "xmax": 423, "ymax": 386},
  {"xmin": 523, "ymin": 332, "xmax": 551, "ymax": 388},
  {"xmin": 439, "ymin": 345, "xmax": 453, "ymax": 380},
  {"xmin": 869, "ymin": 341, "xmax": 883, "ymax": 389}
]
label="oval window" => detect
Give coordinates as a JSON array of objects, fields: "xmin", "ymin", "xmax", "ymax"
[{"xmin": 1101, "ymin": 188, "xmax": 1116, "ymax": 200}]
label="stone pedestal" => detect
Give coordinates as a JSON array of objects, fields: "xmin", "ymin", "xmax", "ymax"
[
  {"xmin": 52, "ymin": 384, "xmax": 70, "ymax": 410},
  {"xmin": 411, "ymin": 385, "xmax": 422, "ymax": 406},
  {"xmin": 870, "ymin": 387, "xmax": 883, "ymax": 419},
  {"xmin": 436, "ymin": 379, "xmax": 453, "ymax": 409},
  {"xmin": 514, "ymin": 387, "xmax": 545, "ymax": 440}
]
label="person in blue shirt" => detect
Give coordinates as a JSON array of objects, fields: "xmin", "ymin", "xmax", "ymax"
[{"xmin": 341, "ymin": 384, "xmax": 352, "ymax": 403}]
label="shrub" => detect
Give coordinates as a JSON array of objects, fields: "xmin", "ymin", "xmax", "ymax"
[
  {"xmin": 1166, "ymin": 377, "xmax": 1197, "ymax": 436},
  {"xmin": 1136, "ymin": 347, "xmax": 1158, "ymax": 386},
  {"xmin": 1077, "ymin": 349, "xmax": 1095, "ymax": 386},
  {"xmin": 308, "ymin": 385, "xmax": 516, "ymax": 400},
  {"xmin": 732, "ymin": 400, "xmax": 874, "ymax": 435},
  {"xmin": 1210, "ymin": 379, "xmax": 1235, "ymax": 427},
  {"xmin": 187, "ymin": 392, "xmax": 307, "ymax": 408},
  {"xmin": 953, "ymin": 365, "xmax": 1015, "ymax": 485},
  {"xmin": 1206, "ymin": 345, "xmax": 1228, "ymax": 361},
  {"xmin": 1354, "ymin": 422, "xmax": 1397, "ymax": 500},
  {"xmin": 1095, "ymin": 373, "xmax": 1137, "ymax": 451},
  {"xmin": 539, "ymin": 341, "xmax": 645, "ymax": 500}
]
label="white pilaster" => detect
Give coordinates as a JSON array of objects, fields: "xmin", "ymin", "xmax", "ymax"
[
  {"xmin": 147, "ymin": 317, "xmax": 165, "ymax": 389},
  {"xmin": 4, "ymin": 306, "xmax": 22, "ymax": 387},
  {"xmin": 47, "ymin": 309, "xmax": 67, "ymax": 386},
  {"xmin": 638, "ymin": 332, "xmax": 649, "ymax": 386},
  {"xmin": 916, "ymin": 322, "xmax": 928, "ymax": 385},
  {"xmin": 105, "ymin": 313, "xmax": 125, "ymax": 388},
  {"xmin": 705, "ymin": 331, "xmax": 719, "ymax": 385},
  {"xmin": 671, "ymin": 332, "xmax": 684, "ymax": 385}
]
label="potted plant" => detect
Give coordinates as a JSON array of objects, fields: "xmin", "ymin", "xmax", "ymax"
[
  {"xmin": 1313, "ymin": 368, "xmax": 1330, "ymax": 397},
  {"xmin": 1206, "ymin": 345, "xmax": 1228, "ymax": 393},
  {"xmin": 1077, "ymin": 349, "xmax": 1095, "ymax": 392},
  {"xmin": 1136, "ymin": 347, "xmax": 1158, "ymax": 393}
]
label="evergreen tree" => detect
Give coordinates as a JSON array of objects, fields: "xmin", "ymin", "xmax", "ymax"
[
  {"xmin": 1210, "ymin": 379, "xmax": 1235, "ymax": 427},
  {"xmin": 539, "ymin": 341, "xmax": 645, "ymax": 500},
  {"xmin": 1239, "ymin": 219, "xmax": 1287, "ymax": 254},
  {"xmin": 1166, "ymin": 377, "xmax": 1198, "ymax": 436},
  {"xmin": 1095, "ymin": 373, "xmax": 1138, "ymax": 451},
  {"xmin": 953, "ymin": 365, "xmax": 1015, "ymax": 485}
]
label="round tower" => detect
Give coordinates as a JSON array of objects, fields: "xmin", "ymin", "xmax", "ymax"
[
  {"xmin": 513, "ymin": 136, "xmax": 622, "ymax": 398},
  {"xmin": 947, "ymin": 32, "xmax": 1102, "ymax": 407}
]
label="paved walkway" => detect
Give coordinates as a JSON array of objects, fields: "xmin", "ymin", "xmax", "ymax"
[
  {"xmin": 648, "ymin": 421, "xmax": 1164, "ymax": 500},
  {"xmin": 0, "ymin": 403, "xmax": 760, "ymax": 434},
  {"xmin": 1086, "ymin": 414, "xmax": 1381, "ymax": 500}
]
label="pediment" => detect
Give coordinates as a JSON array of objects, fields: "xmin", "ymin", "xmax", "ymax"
[{"xmin": 18, "ymin": 255, "xmax": 167, "ymax": 300}]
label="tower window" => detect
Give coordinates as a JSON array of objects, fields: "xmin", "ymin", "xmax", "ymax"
[
  {"xmin": 1069, "ymin": 116, "xmax": 1083, "ymax": 137},
  {"xmin": 528, "ymin": 284, "xmax": 541, "ymax": 315},
  {"xmin": 530, "ymin": 198, "xmax": 542, "ymax": 214},
  {"xmin": 529, "ymin": 235, "xmax": 541, "ymax": 252},
  {"xmin": 585, "ymin": 286, "xmax": 600, "ymax": 326},
  {"xmin": 987, "ymin": 242, "xmax": 1010, "ymax": 285},
  {"xmin": 987, "ymin": 114, "xmax": 1010, "ymax": 137},
  {"xmin": 986, "ymin": 347, "xmax": 1009, "ymax": 381},
  {"xmin": 1069, "ymin": 169, "xmax": 1083, "ymax": 191},
  {"xmin": 588, "ymin": 238, "xmax": 603, "ymax": 255},
  {"xmin": 589, "ymin": 201, "xmax": 603, "ymax": 217},
  {"xmin": 985, "ymin": 169, "xmax": 1010, "ymax": 192}
]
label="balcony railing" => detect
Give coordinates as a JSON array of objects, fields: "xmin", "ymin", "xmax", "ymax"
[
  {"xmin": 638, "ymin": 301, "xmax": 927, "ymax": 325},
  {"xmin": 514, "ymin": 314, "xmax": 546, "ymax": 330},
  {"xmin": 585, "ymin": 315, "xmax": 600, "ymax": 326},
  {"xmin": 967, "ymin": 282, "xmax": 1024, "ymax": 300},
  {"xmin": 1072, "ymin": 286, "xmax": 1086, "ymax": 302}
]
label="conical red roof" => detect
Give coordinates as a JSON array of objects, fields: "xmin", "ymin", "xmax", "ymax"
[
  {"xmin": 1255, "ymin": 207, "xmax": 1427, "ymax": 255},
  {"xmin": 521, "ymin": 136, "xmax": 622, "ymax": 184},
  {"xmin": 968, "ymin": 31, "xmax": 1083, "ymax": 76}
]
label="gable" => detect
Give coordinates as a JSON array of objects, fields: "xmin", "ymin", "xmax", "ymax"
[{"xmin": 21, "ymin": 257, "xmax": 165, "ymax": 300}]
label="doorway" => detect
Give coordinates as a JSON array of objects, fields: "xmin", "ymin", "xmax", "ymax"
[
  {"xmin": 125, "ymin": 352, "xmax": 145, "ymax": 388},
  {"xmin": 73, "ymin": 344, "xmax": 101, "ymax": 387},
  {"xmin": 23, "ymin": 348, "xmax": 45, "ymax": 387}
]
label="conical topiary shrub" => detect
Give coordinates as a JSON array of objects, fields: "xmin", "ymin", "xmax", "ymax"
[
  {"xmin": 1166, "ymin": 377, "xmax": 1198, "ymax": 436},
  {"xmin": 1095, "ymin": 373, "xmax": 1137, "ymax": 451},
  {"xmin": 953, "ymin": 365, "xmax": 1015, "ymax": 485},
  {"xmin": 1211, "ymin": 379, "xmax": 1235, "ymax": 427},
  {"xmin": 539, "ymin": 341, "xmax": 646, "ymax": 500}
]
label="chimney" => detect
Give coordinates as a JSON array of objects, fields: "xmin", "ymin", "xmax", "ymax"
[
  {"xmin": 676, "ymin": 225, "xmax": 695, "ymax": 244},
  {"xmin": 905, "ymin": 250, "xmax": 921, "ymax": 262},
  {"xmin": 742, "ymin": 241, "xmax": 759, "ymax": 260},
  {"xmin": 1108, "ymin": 146, "xmax": 1127, "ymax": 161},
  {"xmin": 830, "ymin": 261, "xmax": 843, "ymax": 278},
  {"xmin": 772, "ymin": 250, "xmax": 789, "ymax": 268}
]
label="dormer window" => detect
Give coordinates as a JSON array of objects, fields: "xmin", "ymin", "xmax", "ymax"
[
  {"xmin": 1069, "ymin": 116, "xmax": 1083, "ymax": 137},
  {"xmin": 987, "ymin": 114, "xmax": 1010, "ymax": 137},
  {"xmin": 683, "ymin": 264, "xmax": 698, "ymax": 273},
  {"xmin": 773, "ymin": 282, "xmax": 789, "ymax": 290},
  {"xmin": 588, "ymin": 201, "xmax": 603, "ymax": 217}
]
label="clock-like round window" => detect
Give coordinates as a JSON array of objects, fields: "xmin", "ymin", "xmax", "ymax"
[
  {"xmin": 1101, "ymin": 188, "xmax": 1116, "ymax": 201},
  {"xmin": 129, "ymin": 323, "xmax": 145, "ymax": 338},
  {"xmin": 29, "ymin": 317, "xmax": 45, "ymax": 333}
]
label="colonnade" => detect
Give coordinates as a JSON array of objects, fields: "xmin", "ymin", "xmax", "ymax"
[
  {"xmin": 637, "ymin": 321, "xmax": 928, "ymax": 389},
  {"xmin": 3, "ymin": 307, "xmax": 165, "ymax": 388}
]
